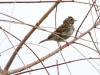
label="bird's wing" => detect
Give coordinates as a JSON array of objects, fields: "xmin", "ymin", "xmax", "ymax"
[
  {"xmin": 48, "ymin": 23, "xmax": 69, "ymax": 39},
  {"xmin": 55, "ymin": 25, "xmax": 68, "ymax": 33}
]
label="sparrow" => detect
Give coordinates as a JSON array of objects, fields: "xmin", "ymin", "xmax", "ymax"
[{"xmin": 39, "ymin": 16, "xmax": 77, "ymax": 44}]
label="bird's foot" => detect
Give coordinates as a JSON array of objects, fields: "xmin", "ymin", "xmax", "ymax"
[{"xmin": 65, "ymin": 41, "xmax": 70, "ymax": 46}]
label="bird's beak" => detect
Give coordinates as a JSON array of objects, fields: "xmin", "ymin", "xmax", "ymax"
[{"xmin": 74, "ymin": 19, "xmax": 77, "ymax": 22}]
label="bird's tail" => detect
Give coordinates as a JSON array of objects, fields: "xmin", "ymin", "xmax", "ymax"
[{"xmin": 39, "ymin": 39, "xmax": 48, "ymax": 44}]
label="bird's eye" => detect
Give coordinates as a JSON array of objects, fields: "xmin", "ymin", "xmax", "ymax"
[
  {"xmin": 70, "ymin": 18, "xmax": 73, "ymax": 21},
  {"xmin": 68, "ymin": 16, "xmax": 73, "ymax": 20}
]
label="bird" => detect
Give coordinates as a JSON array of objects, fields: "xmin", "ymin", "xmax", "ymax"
[{"xmin": 39, "ymin": 16, "xmax": 77, "ymax": 44}]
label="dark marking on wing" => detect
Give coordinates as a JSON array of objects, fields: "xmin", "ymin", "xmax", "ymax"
[{"xmin": 48, "ymin": 23, "xmax": 69, "ymax": 39}]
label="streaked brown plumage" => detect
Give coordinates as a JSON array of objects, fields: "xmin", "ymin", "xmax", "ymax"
[{"xmin": 39, "ymin": 16, "xmax": 77, "ymax": 44}]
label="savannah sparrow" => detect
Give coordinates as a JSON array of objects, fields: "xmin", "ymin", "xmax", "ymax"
[{"xmin": 39, "ymin": 16, "xmax": 77, "ymax": 44}]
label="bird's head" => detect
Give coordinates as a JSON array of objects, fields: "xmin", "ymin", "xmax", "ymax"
[{"xmin": 63, "ymin": 16, "xmax": 77, "ymax": 24}]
